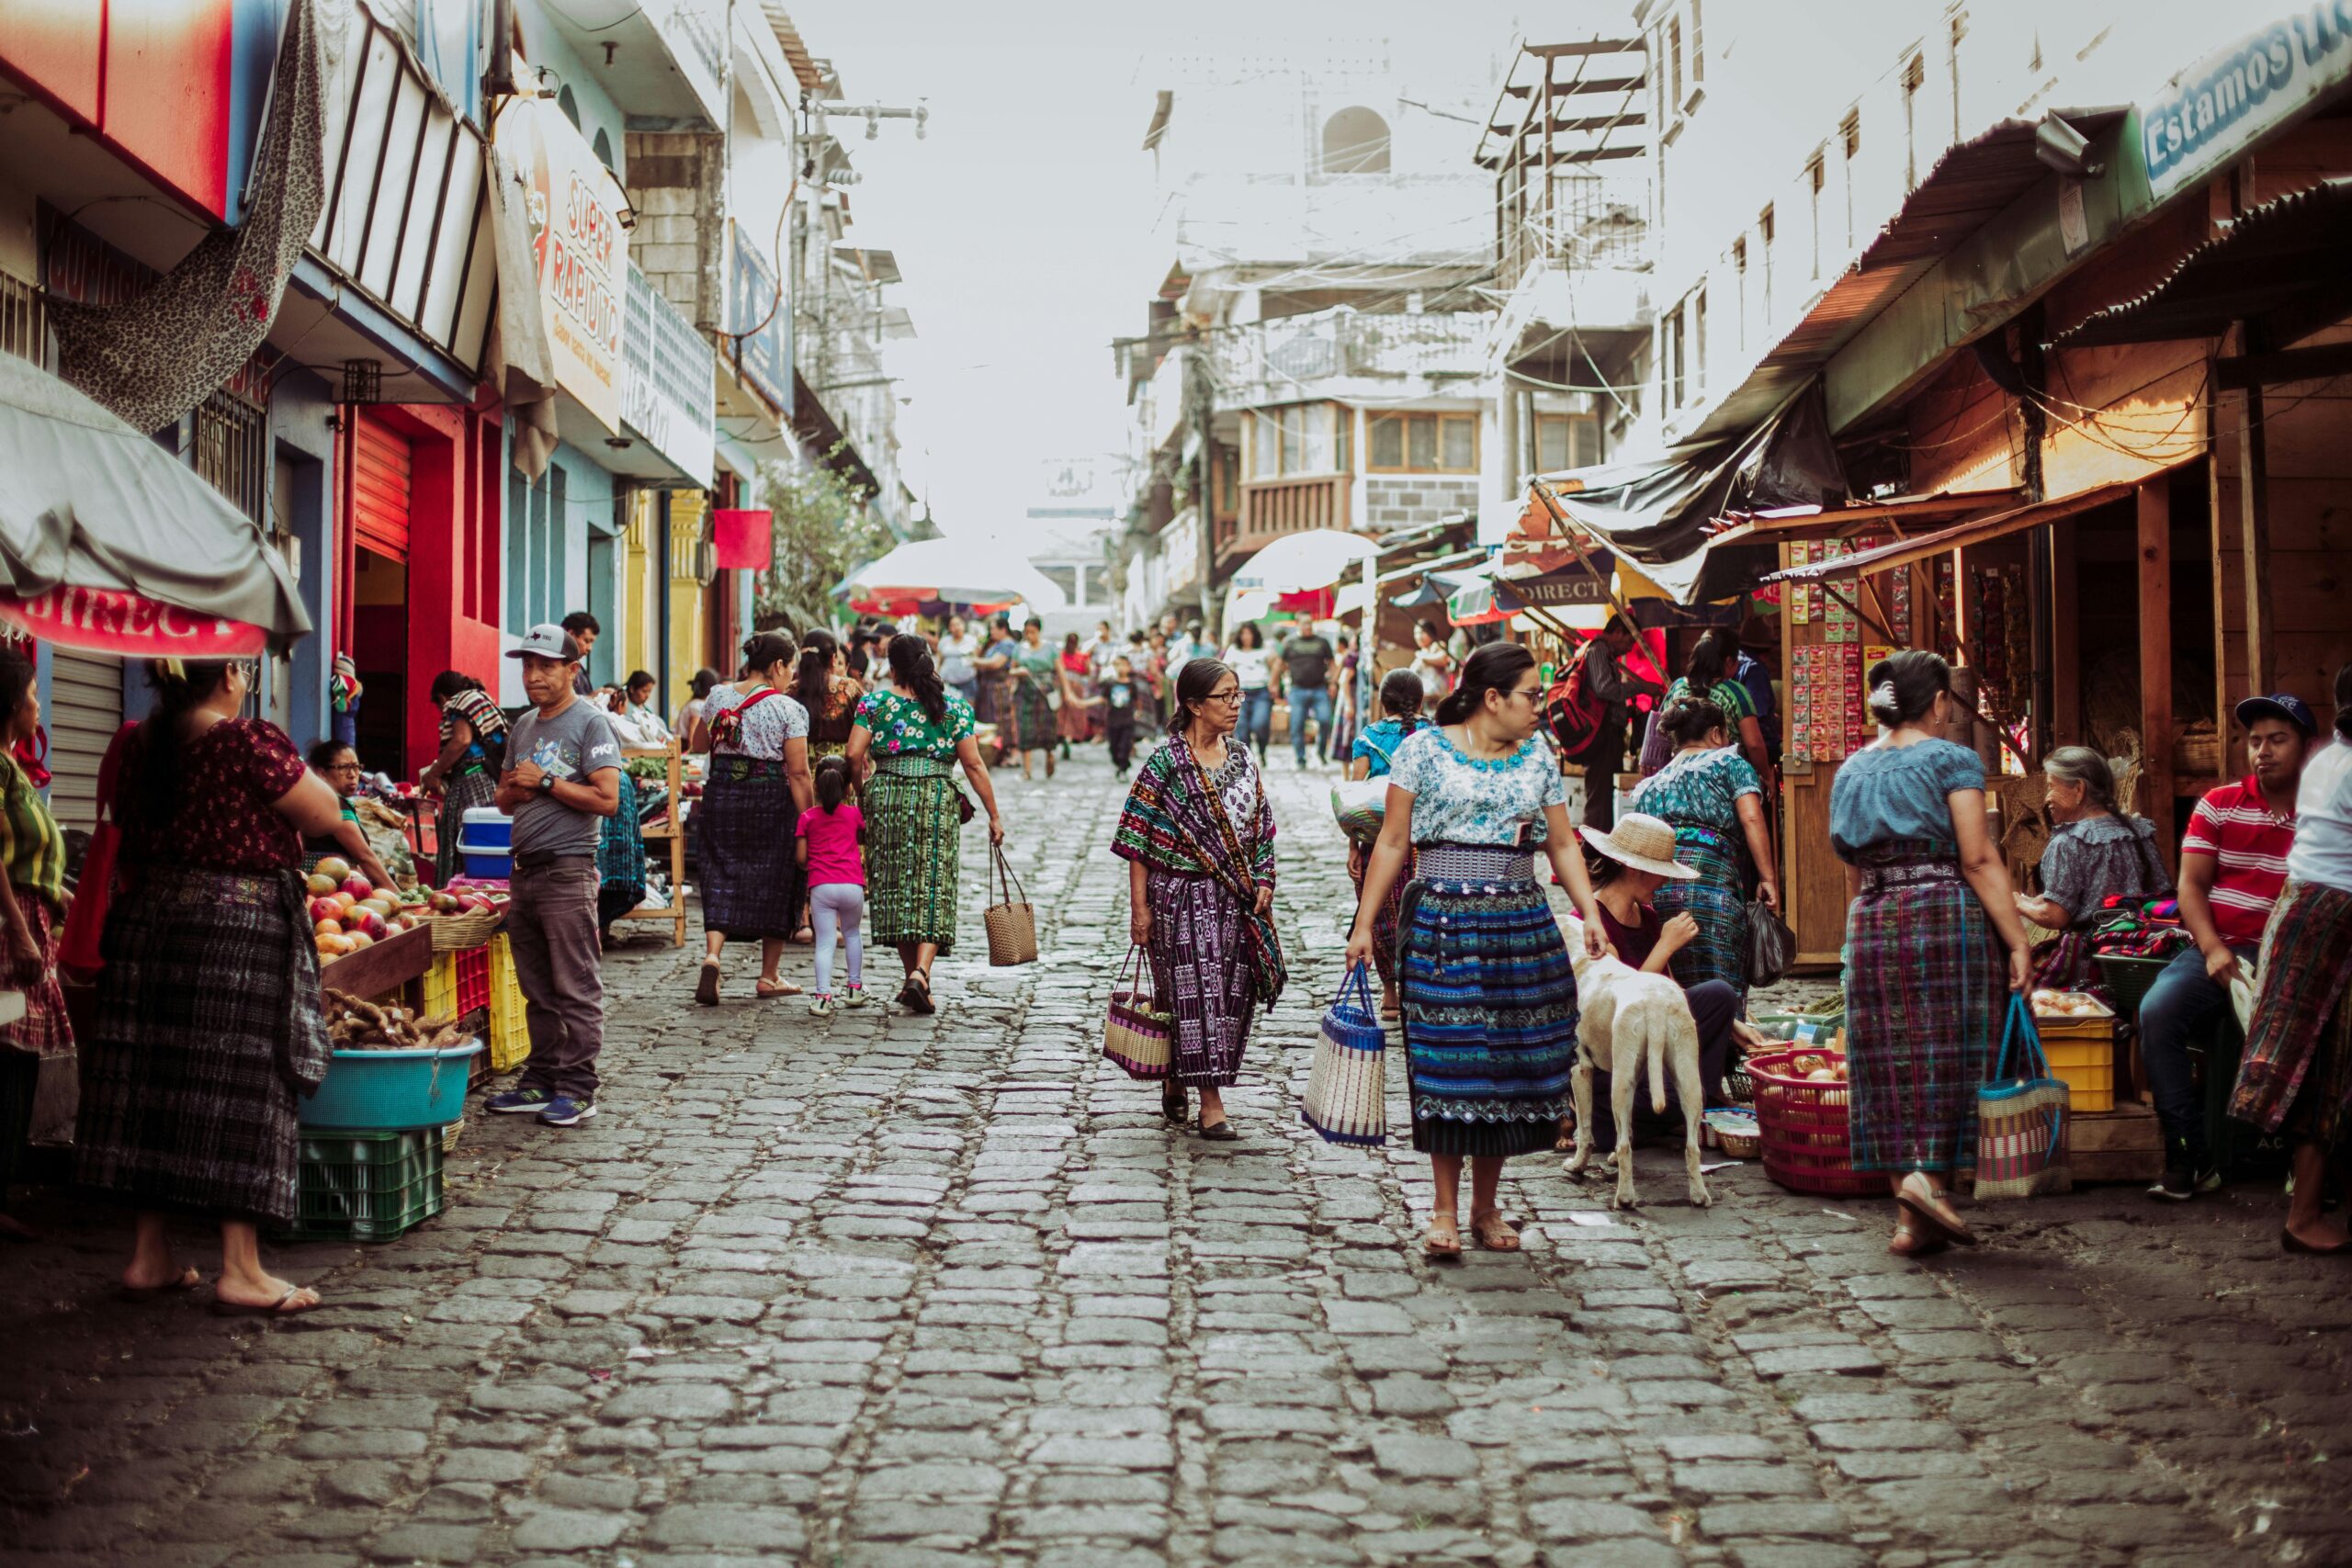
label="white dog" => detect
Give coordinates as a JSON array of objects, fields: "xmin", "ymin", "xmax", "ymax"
[{"xmin": 1560, "ymin": 915, "xmax": 1710, "ymax": 1209}]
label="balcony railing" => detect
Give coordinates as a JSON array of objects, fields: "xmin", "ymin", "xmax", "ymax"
[
  {"xmin": 1218, "ymin": 474, "xmax": 1352, "ymax": 561},
  {"xmin": 1208, "ymin": 309, "xmax": 1488, "ymax": 411}
]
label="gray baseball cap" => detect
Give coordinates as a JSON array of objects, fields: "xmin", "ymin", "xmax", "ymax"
[{"xmin": 506, "ymin": 623, "xmax": 584, "ymax": 662}]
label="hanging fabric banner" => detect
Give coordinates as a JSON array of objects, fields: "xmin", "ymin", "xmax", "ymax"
[
  {"xmin": 47, "ymin": 0, "xmax": 330, "ymax": 434},
  {"xmin": 0, "ymin": 588, "xmax": 266, "ymax": 659},
  {"xmin": 711, "ymin": 509, "xmax": 774, "ymax": 570}
]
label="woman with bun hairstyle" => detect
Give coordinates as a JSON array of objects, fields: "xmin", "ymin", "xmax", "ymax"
[
  {"xmin": 1345, "ymin": 669, "xmax": 1430, "ymax": 1017},
  {"xmin": 1829, "ymin": 649, "xmax": 2032, "ymax": 1258},
  {"xmin": 689, "ymin": 632, "xmax": 814, "ymax": 1004},
  {"xmin": 1114, "ymin": 657, "xmax": 1284, "ymax": 1139},
  {"xmin": 1631, "ymin": 694, "xmax": 1780, "ymax": 1001},
  {"xmin": 1350, "ymin": 642, "xmax": 1608, "ymax": 1258}
]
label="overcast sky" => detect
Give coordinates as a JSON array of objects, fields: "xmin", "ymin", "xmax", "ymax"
[{"xmin": 789, "ymin": 0, "xmax": 1532, "ymax": 538}]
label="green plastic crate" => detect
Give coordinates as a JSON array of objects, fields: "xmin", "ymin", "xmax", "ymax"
[{"xmin": 278, "ymin": 1128, "xmax": 445, "ymax": 1243}]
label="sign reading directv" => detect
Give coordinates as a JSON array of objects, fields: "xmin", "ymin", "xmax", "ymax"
[
  {"xmin": 729, "ymin": 222, "xmax": 793, "ymax": 418},
  {"xmin": 2142, "ymin": 6, "xmax": 2352, "ymax": 199}
]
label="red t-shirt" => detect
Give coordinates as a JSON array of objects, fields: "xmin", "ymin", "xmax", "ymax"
[
  {"xmin": 797, "ymin": 803, "xmax": 865, "ymax": 888},
  {"xmin": 2180, "ymin": 774, "xmax": 2297, "ymax": 947}
]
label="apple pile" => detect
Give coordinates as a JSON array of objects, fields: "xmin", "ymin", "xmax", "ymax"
[
  {"xmin": 308, "ymin": 857, "xmax": 433, "ymax": 960},
  {"xmin": 424, "ymin": 888, "xmax": 502, "ymax": 917}
]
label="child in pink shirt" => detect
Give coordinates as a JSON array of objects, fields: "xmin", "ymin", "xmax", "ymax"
[{"xmin": 797, "ymin": 757, "xmax": 867, "ymax": 1014}]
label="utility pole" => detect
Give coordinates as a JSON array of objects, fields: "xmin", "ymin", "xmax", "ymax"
[{"xmin": 1186, "ymin": 335, "xmax": 1217, "ymax": 642}]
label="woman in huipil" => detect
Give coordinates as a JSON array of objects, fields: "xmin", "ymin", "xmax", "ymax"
[{"xmin": 1631, "ymin": 695, "xmax": 1780, "ymax": 1002}]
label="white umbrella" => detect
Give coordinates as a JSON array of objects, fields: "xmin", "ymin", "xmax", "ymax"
[
  {"xmin": 841, "ymin": 536, "xmax": 1069, "ymax": 610},
  {"xmin": 1229, "ymin": 528, "xmax": 1380, "ymax": 595}
]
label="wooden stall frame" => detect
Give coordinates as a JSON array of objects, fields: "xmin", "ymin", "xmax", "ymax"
[{"xmin": 616, "ymin": 741, "xmax": 688, "ymax": 947}]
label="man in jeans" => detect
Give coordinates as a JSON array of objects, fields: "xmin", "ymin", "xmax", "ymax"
[
  {"xmin": 1276, "ymin": 623, "xmax": 1337, "ymax": 768},
  {"xmin": 2142, "ymin": 693, "xmax": 2317, "ymax": 1199},
  {"xmin": 486, "ymin": 624, "xmax": 622, "ymax": 1128}
]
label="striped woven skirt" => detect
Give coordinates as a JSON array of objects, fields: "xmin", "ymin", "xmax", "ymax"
[
  {"xmin": 1348, "ymin": 841, "xmax": 1415, "ymax": 987},
  {"xmin": 1146, "ymin": 869, "xmax": 1255, "ymax": 1089},
  {"xmin": 697, "ymin": 761, "xmax": 803, "ymax": 941},
  {"xmin": 2231, "ymin": 878, "xmax": 2352, "ymax": 1143},
  {"xmin": 1651, "ymin": 820, "xmax": 1748, "ymax": 998},
  {"xmin": 1012, "ymin": 680, "xmax": 1057, "ymax": 752},
  {"xmin": 865, "ymin": 756, "xmax": 963, "ymax": 954},
  {"xmin": 1397, "ymin": 842, "xmax": 1581, "ymax": 1157},
  {"xmin": 1845, "ymin": 841, "xmax": 2005, "ymax": 1172},
  {"xmin": 436, "ymin": 769, "xmax": 498, "ymax": 885}
]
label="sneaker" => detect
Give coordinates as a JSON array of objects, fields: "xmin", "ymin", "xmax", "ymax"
[
  {"xmin": 842, "ymin": 987, "xmax": 871, "ymax": 1008},
  {"xmin": 808, "ymin": 993, "xmax": 836, "ymax": 1017},
  {"xmin": 538, "ymin": 1096, "xmax": 597, "ymax": 1127},
  {"xmin": 2148, "ymin": 1164, "xmax": 2197, "ymax": 1201},
  {"xmin": 486, "ymin": 1088, "xmax": 554, "ymax": 1115}
]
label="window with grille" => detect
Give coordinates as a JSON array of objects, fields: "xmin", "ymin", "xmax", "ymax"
[
  {"xmin": 1249, "ymin": 404, "xmax": 1348, "ymax": 479},
  {"xmin": 1367, "ymin": 412, "xmax": 1477, "ymax": 474},
  {"xmin": 194, "ymin": 389, "xmax": 267, "ymax": 524}
]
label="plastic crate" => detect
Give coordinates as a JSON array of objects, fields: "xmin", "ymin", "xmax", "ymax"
[
  {"xmin": 2045, "ymin": 1037, "xmax": 2114, "ymax": 1112},
  {"xmin": 279, "ymin": 1129, "xmax": 445, "ymax": 1242},
  {"xmin": 299, "ymin": 1041, "xmax": 483, "ymax": 1130},
  {"xmin": 1746, "ymin": 1048, "xmax": 1881, "ymax": 1196},
  {"xmin": 487, "ymin": 932, "xmax": 530, "ymax": 1073},
  {"xmin": 422, "ymin": 944, "xmax": 493, "ymax": 1020}
]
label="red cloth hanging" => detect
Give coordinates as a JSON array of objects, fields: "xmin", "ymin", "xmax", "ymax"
[{"xmin": 712, "ymin": 509, "xmax": 774, "ymax": 571}]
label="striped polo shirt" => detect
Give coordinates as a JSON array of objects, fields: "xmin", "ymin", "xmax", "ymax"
[
  {"xmin": 2180, "ymin": 774, "xmax": 2297, "ymax": 947},
  {"xmin": 0, "ymin": 752, "xmax": 67, "ymax": 915}
]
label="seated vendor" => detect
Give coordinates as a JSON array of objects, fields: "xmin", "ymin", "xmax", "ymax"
[
  {"xmin": 303, "ymin": 739, "xmax": 395, "ymax": 887},
  {"xmin": 1579, "ymin": 813, "xmax": 1764, "ymax": 1122},
  {"xmin": 2013, "ymin": 746, "xmax": 2172, "ymax": 987}
]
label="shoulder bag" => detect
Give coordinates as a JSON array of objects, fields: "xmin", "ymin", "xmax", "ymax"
[
  {"xmin": 1302, "ymin": 963, "xmax": 1388, "ymax": 1146},
  {"xmin": 60, "ymin": 722, "xmax": 135, "ymax": 982},
  {"xmin": 1102, "ymin": 944, "xmax": 1172, "ymax": 1078},
  {"xmin": 1975, "ymin": 993, "xmax": 2072, "ymax": 1199},
  {"xmin": 984, "ymin": 842, "xmax": 1037, "ymax": 965}
]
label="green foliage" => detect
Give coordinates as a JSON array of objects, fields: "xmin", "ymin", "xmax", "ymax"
[{"xmin": 750, "ymin": 450, "xmax": 894, "ymax": 634}]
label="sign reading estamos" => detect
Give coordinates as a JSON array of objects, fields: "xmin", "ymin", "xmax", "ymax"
[
  {"xmin": 2142, "ymin": 4, "xmax": 2352, "ymax": 198},
  {"xmin": 503, "ymin": 98, "xmax": 629, "ymax": 432}
]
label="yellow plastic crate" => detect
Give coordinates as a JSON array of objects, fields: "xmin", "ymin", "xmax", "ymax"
[
  {"xmin": 486, "ymin": 933, "xmax": 530, "ymax": 1073},
  {"xmin": 2046, "ymin": 1036, "xmax": 2114, "ymax": 1112}
]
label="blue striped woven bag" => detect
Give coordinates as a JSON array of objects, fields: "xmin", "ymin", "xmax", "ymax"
[
  {"xmin": 1302, "ymin": 963, "xmax": 1388, "ymax": 1146},
  {"xmin": 1975, "ymin": 993, "xmax": 2072, "ymax": 1199}
]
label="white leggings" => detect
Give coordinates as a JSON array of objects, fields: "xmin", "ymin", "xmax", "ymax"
[{"xmin": 808, "ymin": 882, "xmax": 865, "ymax": 994}]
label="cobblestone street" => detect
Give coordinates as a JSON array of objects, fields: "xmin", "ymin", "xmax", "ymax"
[{"xmin": 6, "ymin": 750, "xmax": 2352, "ymax": 1568}]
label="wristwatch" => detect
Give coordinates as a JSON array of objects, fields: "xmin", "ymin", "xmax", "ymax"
[{"xmin": 537, "ymin": 773, "xmax": 556, "ymax": 794}]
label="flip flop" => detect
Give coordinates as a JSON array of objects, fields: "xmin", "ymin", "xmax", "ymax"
[
  {"xmin": 695, "ymin": 958, "xmax": 721, "ymax": 1007},
  {"xmin": 755, "ymin": 978, "xmax": 802, "ymax": 998},
  {"xmin": 209, "ymin": 1286, "xmax": 321, "ymax": 1319},
  {"xmin": 1469, "ymin": 1212, "xmax": 1521, "ymax": 1252},
  {"xmin": 118, "ymin": 1266, "xmax": 201, "ymax": 1303},
  {"xmin": 1423, "ymin": 1217, "xmax": 1463, "ymax": 1259}
]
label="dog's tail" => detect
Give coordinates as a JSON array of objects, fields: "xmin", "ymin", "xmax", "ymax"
[{"xmin": 1647, "ymin": 1010, "xmax": 1668, "ymax": 1114}]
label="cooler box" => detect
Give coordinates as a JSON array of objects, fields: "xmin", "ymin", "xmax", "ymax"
[{"xmin": 457, "ymin": 807, "xmax": 514, "ymax": 880}]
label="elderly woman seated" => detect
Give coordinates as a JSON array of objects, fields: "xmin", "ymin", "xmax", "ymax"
[{"xmin": 2014, "ymin": 745, "xmax": 2173, "ymax": 988}]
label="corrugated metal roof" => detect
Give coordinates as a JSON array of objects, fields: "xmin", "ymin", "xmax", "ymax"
[
  {"xmin": 762, "ymin": 4, "xmax": 828, "ymax": 94},
  {"xmin": 2052, "ymin": 178, "xmax": 2352, "ymax": 347},
  {"xmin": 1684, "ymin": 111, "xmax": 2123, "ymax": 445}
]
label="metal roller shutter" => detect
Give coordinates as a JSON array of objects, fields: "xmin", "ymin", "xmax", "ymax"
[
  {"xmin": 47, "ymin": 650, "xmax": 123, "ymax": 833},
  {"xmin": 354, "ymin": 412, "xmax": 413, "ymax": 562}
]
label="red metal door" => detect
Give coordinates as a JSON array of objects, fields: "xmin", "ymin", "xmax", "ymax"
[{"xmin": 353, "ymin": 412, "xmax": 413, "ymax": 562}]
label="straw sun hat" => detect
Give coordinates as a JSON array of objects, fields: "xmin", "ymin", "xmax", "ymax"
[{"xmin": 1578, "ymin": 813, "xmax": 1700, "ymax": 880}]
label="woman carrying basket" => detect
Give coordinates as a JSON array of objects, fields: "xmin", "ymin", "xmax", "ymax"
[
  {"xmin": 1829, "ymin": 651, "xmax": 2032, "ymax": 1258},
  {"xmin": 1114, "ymin": 659, "xmax": 1284, "ymax": 1140},
  {"xmin": 1349, "ymin": 643, "xmax": 1608, "ymax": 1258},
  {"xmin": 846, "ymin": 636, "xmax": 1005, "ymax": 1016}
]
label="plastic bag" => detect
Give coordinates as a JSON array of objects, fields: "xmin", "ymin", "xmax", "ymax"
[{"xmin": 1746, "ymin": 897, "xmax": 1796, "ymax": 988}]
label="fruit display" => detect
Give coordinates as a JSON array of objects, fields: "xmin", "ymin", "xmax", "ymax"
[
  {"xmin": 312, "ymin": 872, "xmax": 438, "ymax": 962},
  {"xmin": 322, "ymin": 989, "xmax": 471, "ymax": 1052},
  {"xmin": 1784, "ymin": 1037, "xmax": 1850, "ymax": 1083}
]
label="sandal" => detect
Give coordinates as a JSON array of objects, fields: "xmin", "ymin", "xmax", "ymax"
[
  {"xmin": 899, "ymin": 969, "xmax": 935, "ymax": 1015},
  {"xmin": 1896, "ymin": 1172, "xmax": 1979, "ymax": 1248},
  {"xmin": 1423, "ymin": 1216, "xmax": 1463, "ymax": 1259},
  {"xmin": 1889, "ymin": 1218, "xmax": 1950, "ymax": 1259},
  {"xmin": 1161, "ymin": 1082, "xmax": 1189, "ymax": 1123},
  {"xmin": 1469, "ymin": 1211, "xmax": 1521, "ymax": 1252},
  {"xmin": 755, "ymin": 977, "xmax": 802, "ymax": 998},
  {"xmin": 695, "ymin": 957, "xmax": 721, "ymax": 1007},
  {"xmin": 209, "ymin": 1286, "xmax": 322, "ymax": 1319},
  {"xmin": 118, "ymin": 1266, "xmax": 201, "ymax": 1303}
]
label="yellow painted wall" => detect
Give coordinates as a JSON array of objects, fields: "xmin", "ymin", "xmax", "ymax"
[
  {"xmin": 666, "ymin": 491, "xmax": 707, "ymax": 701},
  {"xmin": 623, "ymin": 492, "xmax": 656, "ymax": 682}
]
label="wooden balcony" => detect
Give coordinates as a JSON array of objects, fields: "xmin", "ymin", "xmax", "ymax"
[{"xmin": 1217, "ymin": 473, "xmax": 1352, "ymax": 563}]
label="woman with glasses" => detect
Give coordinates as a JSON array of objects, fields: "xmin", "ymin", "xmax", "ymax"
[
  {"xmin": 1350, "ymin": 642, "xmax": 1608, "ymax": 1258},
  {"xmin": 76, "ymin": 659, "xmax": 362, "ymax": 1315},
  {"xmin": 302, "ymin": 740, "xmax": 397, "ymax": 888},
  {"xmin": 419, "ymin": 670, "xmax": 507, "ymax": 885},
  {"xmin": 1114, "ymin": 659, "xmax": 1285, "ymax": 1140}
]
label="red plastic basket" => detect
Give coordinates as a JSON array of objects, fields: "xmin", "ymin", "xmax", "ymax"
[
  {"xmin": 450, "ymin": 943, "xmax": 491, "ymax": 1017},
  {"xmin": 1747, "ymin": 1048, "xmax": 1882, "ymax": 1197}
]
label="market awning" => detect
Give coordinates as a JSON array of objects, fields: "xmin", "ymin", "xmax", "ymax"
[
  {"xmin": 1758, "ymin": 479, "xmax": 2143, "ymax": 584},
  {"xmin": 1518, "ymin": 383, "xmax": 1849, "ymax": 604},
  {"xmin": 0, "ymin": 353, "xmax": 309, "ymax": 654},
  {"xmin": 2052, "ymin": 177, "xmax": 2352, "ymax": 354}
]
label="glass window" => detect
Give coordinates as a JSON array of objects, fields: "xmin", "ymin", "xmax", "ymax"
[
  {"xmin": 1572, "ymin": 417, "xmax": 1603, "ymax": 469},
  {"xmin": 1370, "ymin": 414, "xmax": 1404, "ymax": 469},
  {"xmin": 1335, "ymin": 407, "xmax": 1352, "ymax": 473},
  {"xmin": 1038, "ymin": 564, "xmax": 1080, "ymax": 602},
  {"xmin": 1407, "ymin": 417, "xmax": 1436, "ymax": 471},
  {"xmin": 1280, "ymin": 407, "xmax": 1306, "ymax": 475},
  {"xmin": 1536, "ymin": 416, "xmax": 1569, "ymax": 474},
  {"xmin": 1250, "ymin": 411, "xmax": 1282, "ymax": 479},
  {"xmin": 1441, "ymin": 416, "xmax": 1476, "ymax": 472}
]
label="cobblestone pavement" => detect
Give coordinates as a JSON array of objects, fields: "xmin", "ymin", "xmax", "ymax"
[{"xmin": 6, "ymin": 746, "xmax": 2352, "ymax": 1568}]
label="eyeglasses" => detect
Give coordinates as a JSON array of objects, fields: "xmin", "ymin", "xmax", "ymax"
[
  {"xmin": 325, "ymin": 761, "xmax": 362, "ymax": 773},
  {"xmin": 1203, "ymin": 689, "xmax": 1244, "ymax": 705}
]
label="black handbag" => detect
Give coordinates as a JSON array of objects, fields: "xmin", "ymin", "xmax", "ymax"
[{"xmin": 1747, "ymin": 897, "xmax": 1797, "ymax": 988}]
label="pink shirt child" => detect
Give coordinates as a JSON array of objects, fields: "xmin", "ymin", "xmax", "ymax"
[{"xmin": 797, "ymin": 803, "xmax": 865, "ymax": 887}]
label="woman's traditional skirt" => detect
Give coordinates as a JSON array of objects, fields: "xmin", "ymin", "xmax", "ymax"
[
  {"xmin": 1348, "ymin": 841, "xmax": 1415, "ymax": 987},
  {"xmin": 865, "ymin": 756, "xmax": 964, "ymax": 954},
  {"xmin": 1012, "ymin": 680, "xmax": 1057, "ymax": 753},
  {"xmin": 1651, "ymin": 820, "xmax": 1749, "ymax": 998},
  {"xmin": 697, "ymin": 761, "xmax": 802, "ymax": 942},
  {"xmin": 75, "ymin": 865, "xmax": 328, "ymax": 1224},
  {"xmin": 597, "ymin": 771, "xmax": 646, "ymax": 934},
  {"xmin": 1145, "ymin": 869, "xmax": 1257, "ymax": 1089},
  {"xmin": 436, "ymin": 768, "xmax": 498, "ymax": 885},
  {"xmin": 2232, "ymin": 878, "xmax": 2352, "ymax": 1145},
  {"xmin": 1397, "ymin": 842, "xmax": 1580, "ymax": 1157},
  {"xmin": 1057, "ymin": 691, "xmax": 1097, "ymax": 743},
  {"xmin": 1844, "ymin": 841, "xmax": 2005, "ymax": 1172},
  {"xmin": 0, "ymin": 897, "xmax": 74, "ymax": 1060}
]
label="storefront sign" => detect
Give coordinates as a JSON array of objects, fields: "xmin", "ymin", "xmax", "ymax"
[
  {"xmin": 728, "ymin": 222, "xmax": 793, "ymax": 417},
  {"xmin": 508, "ymin": 99, "xmax": 629, "ymax": 432},
  {"xmin": 2142, "ymin": 5, "xmax": 2352, "ymax": 199},
  {"xmin": 0, "ymin": 588, "xmax": 266, "ymax": 657},
  {"xmin": 622, "ymin": 265, "xmax": 717, "ymax": 484}
]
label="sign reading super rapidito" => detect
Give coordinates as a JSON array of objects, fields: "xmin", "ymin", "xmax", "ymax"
[
  {"xmin": 2143, "ymin": 3, "xmax": 2352, "ymax": 198},
  {"xmin": 503, "ymin": 97, "xmax": 630, "ymax": 433}
]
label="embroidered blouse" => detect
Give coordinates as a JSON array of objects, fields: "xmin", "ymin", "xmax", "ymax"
[
  {"xmin": 1113, "ymin": 739, "xmax": 1276, "ymax": 886},
  {"xmin": 1385, "ymin": 726, "xmax": 1568, "ymax": 847},
  {"xmin": 120, "ymin": 717, "xmax": 309, "ymax": 874},
  {"xmin": 1633, "ymin": 744, "xmax": 1763, "ymax": 835},
  {"xmin": 853, "ymin": 687, "xmax": 977, "ymax": 759}
]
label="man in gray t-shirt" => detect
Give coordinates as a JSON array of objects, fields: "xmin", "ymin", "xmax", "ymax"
[{"xmin": 486, "ymin": 624, "xmax": 621, "ymax": 1128}]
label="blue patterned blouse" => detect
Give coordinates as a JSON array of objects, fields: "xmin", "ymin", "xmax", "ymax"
[
  {"xmin": 1386, "ymin": 726, "xmax": 1569, "ymax": 847},
  {"xmin": 1632, "ymin": 744, "xmax": 1762, "ymax": 834}
]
